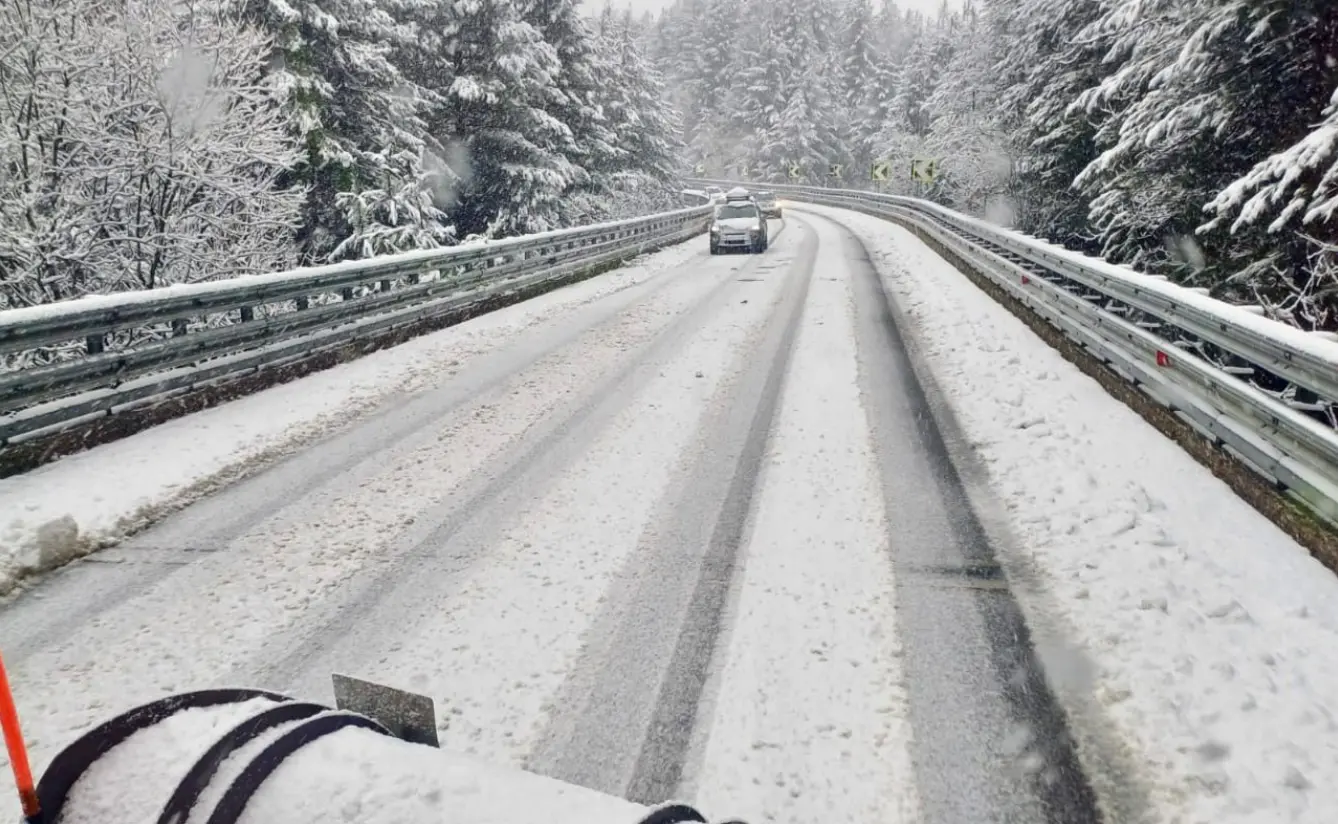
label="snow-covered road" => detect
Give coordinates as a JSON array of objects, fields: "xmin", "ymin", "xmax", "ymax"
[{"xmin": 3, "ymin": 204, "xmax": 1337, "ymax": 824}]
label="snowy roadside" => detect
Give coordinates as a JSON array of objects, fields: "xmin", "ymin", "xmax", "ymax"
[
  {"xmin": 0, "ymin": 240, "xmax": 705, "ymax": 598},
  {"xmin": 804, "ymin": 203, "xmax": 1338, "ymax": 824}
]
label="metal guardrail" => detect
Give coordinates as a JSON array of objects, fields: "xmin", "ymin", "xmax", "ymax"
[
  {"xmin": 689, "ymin": 178, "xmax": 1338, "ymax": 525},
  {"xmin": 0, "ymin": 205, "xmax": 712, "ymax": 446}
]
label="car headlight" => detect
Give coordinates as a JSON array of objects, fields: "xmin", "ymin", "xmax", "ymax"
[
  {"xmin": 751, "ymin": 223, "xmax": 761, "ymax": 232},
  {"xmin": 710, "ymin": 226, "xmax": 720, "ymax": 233}
]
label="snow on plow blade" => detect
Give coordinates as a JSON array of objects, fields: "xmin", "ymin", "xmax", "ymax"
[{"xmin": 22, "ymin": 676, "xmax": 723, "ymax": 824}]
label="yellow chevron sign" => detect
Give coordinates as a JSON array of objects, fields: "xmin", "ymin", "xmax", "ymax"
[
  {"xmin": 911, "ymin": 158, "xmax": 939, "ymax": 184},
  {"xmin": 871, "ymin": 160, "xmax": 891, "ymax": 181}
]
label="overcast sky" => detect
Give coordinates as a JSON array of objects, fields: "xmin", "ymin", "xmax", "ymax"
[{"xmin": 581, "ymin": 0, "xmax": 962, "ymax": 17}]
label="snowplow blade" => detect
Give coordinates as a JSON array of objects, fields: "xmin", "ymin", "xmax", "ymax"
[{"xmin": 23, "ymin": 680, "xmax": 721, "ymax": 824}]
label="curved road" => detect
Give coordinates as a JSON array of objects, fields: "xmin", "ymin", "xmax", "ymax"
[{"xmin": 0, "ymin": 210, "xmax": 1101, "ymax": 823}]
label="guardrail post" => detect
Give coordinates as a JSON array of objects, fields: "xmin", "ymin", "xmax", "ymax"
[
  {"xmin": 86, "ymin": 334, "xmax": 104, "ymax": 355},
  {"xmin": 239, "ymin": 306, "xmax": 254, "ymax": 323},
  {"xmin": 341, "ymin": 287, "xmax": 355, "ymax": 301},
  {"xmin": 171, "ymin": 319, "xmax": 188, "ymax": 337},
  {"xmin": 296, "ymin": 296, "xmax": 309, "ymax": 311},
  {"xmin": 409, "ymin": 273, "xmax": 420, "ymax": 285},
  {"xmin": 380, "ymin": 279, "xmax": 392, "ymax": 293}
]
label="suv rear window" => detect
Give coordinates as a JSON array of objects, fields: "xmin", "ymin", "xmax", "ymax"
[{"xmin": 716, "ymin": 204, "xmax": 759, "ymax": 220}]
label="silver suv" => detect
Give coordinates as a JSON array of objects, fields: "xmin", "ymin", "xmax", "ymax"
[{"xmin": 709, "ymin": 190, "xmax": 768, "ymax": 255}]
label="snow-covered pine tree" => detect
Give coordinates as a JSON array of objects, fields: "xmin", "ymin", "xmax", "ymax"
[
  {"xmin": 870, "ymin": 12, "xmax": 951, "ymax": 198},
  {"xmin": 1190, "ymin": 0, "xmax": 1338, "ymax": 327},
  {"xmin": 760, "ymin": 72, "xmax": 844, "ymax": 184},
  {"xmin": 424, "ymin": 0, "xmax": 575, "ymax": 237},
  {"xmin": 236, "ymin": 0, "xmax": 449, "ymax": 262},
  {"xmin": 836, "ymin": 0, "xmax": 880, "ymax": 178},
  {"xmin": 743, "ymin": 0, "xmax": 843, "ymax": 182},
  {"xmin": 989, "ymin": 0, "xmax": 1106, "ymax": 248},
  {"xmin": 922, "ymin": 0, "xmax": 1013, "ymax": 215},
  {"xmin": 683, "ymin": 0, "xmax": 741, "ymax": 175},
  {"xmin": 711, "ymin": 0, "xmax": 786, "ymax": 177},
  {"xmin": 518, "ymin": 0, "xmax": 617, "ymax": 223},
  {"xmin": 852, "ymin": 4, "xmax": 914, "ymax": 182},
  {"xmin": 1064, "ymin": 0, "xmax": 1209, "ymax": 272},
  {"xmin": 582, "ymin": 6, "xmax": 685, "ymax": 219},
  {"xmin": 644, "ymin": 0, "xmax": 704, "ymax": 155}
]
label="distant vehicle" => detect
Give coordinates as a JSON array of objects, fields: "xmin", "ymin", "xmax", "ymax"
[
  {"xmin": 754, "ymin": 191, "xmax": 782, "ymax": 219},
  {"xmin": 703, "ymin": 186, "xmax": 726, "ymax": 204},
  {"xmin": 709, "ymin": 196, "xmax": 768, "ymax": 255}
]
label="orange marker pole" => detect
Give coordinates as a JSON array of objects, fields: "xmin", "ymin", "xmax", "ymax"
[{"xmin": 0, "ymin": 652, "xmax": 39, "ymax": 820}]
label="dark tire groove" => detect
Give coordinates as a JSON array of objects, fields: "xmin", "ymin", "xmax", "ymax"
[
  {"xmin": 813, "ymin": 209, "xmax": 1103, "ymax": 824},
  {"xmin": 619, "ymin": 223, "xmax": 818, "ymax": 805}
]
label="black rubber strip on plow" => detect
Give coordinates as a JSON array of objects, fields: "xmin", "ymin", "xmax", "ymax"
[
  {"xmin": 156, "ymin": 701, "xmax": 327, "ymax": 824},
  {"xmin": 204, "ymin": 712, "xmax": 393, "ymax": 824},
  {"xmin": 33, "ymin": 689, "xmax": 291, "ymax": 824}
]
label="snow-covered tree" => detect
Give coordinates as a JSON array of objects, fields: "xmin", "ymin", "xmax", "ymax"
[
  {"xmin": 836, "ymin": 0, "xmax": 880, "ymax": 174},
  {"xmin": 435, "ymin": 0, "xmax": 576, "ymax": 237},
  {"xmin": 921, "ymin": 1, "xmax": 1013, "ymax": 214},
  {"xmin": 0, "ymin": 0, "xmax": 303, "ymax": 307},
  {"xmin": 520, "ymin": 0, "xmax": 612, "ymax": 218},
  {"xmin": 237, "ymin": 0, "xmax": 450, "ymax": 261}
]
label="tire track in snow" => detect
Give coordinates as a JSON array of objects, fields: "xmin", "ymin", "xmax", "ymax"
[
  {"xmin": 237, "ymin": 225, "xmax": 806, "ymax": 769},
  {"xmin": 687, "ymin": 214, "xmax": 920, "ymax": 824},
  {"xmin": 241, "ymin": 235, "xmax": 795, "ymax": 696},
  {"xmin": 808, "ymin": 208, "xmax": 1102, "ymax": 824},
  {"xmin": 523, "ymin": 221, "xmax": 817, "ymax": 801}
]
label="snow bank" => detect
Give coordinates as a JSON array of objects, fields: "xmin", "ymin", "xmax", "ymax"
[
  {"xmin": 805, "ymin": 203, "xmax": 1338, "ymax": 824},
  {"xmin": 0, "ymin": 240, "xmax": 704, "ymax": 596}
]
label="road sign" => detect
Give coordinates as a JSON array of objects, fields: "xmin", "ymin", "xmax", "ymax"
[
  {"xmin": 911, "ymin": 158, "xmax": 939, "ymax": 185},
  {"xmin": 694, "ymin": 163, "xmax": 706, "ymax": 175},
  {"xmin": 871, "ymin": 160, "xmax": 891, "ymax": 182},
  {"xmin": 788, "ymin": 162, "xmax": 802, "ymax": 180},
  {"xmin": 829, "ymin": 163, "xmax": 843, "ymax": 179}
]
